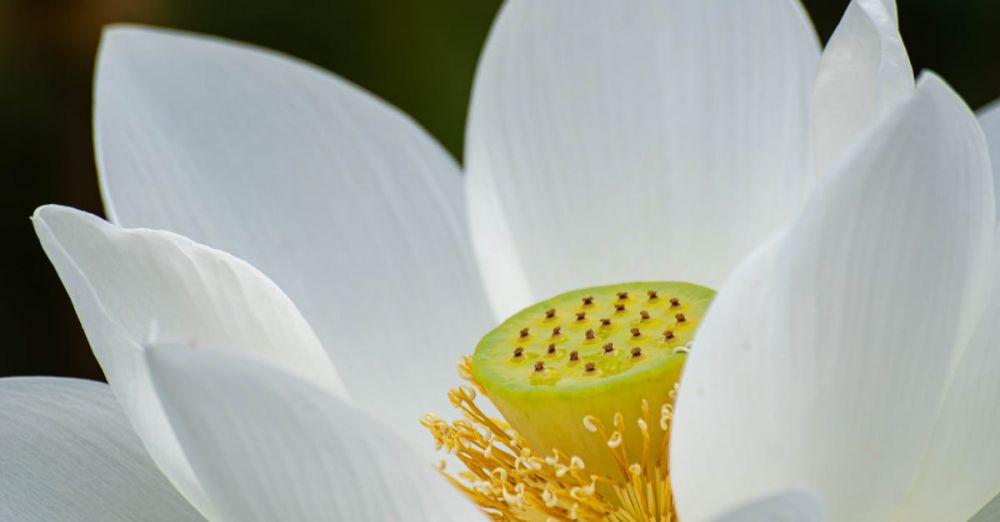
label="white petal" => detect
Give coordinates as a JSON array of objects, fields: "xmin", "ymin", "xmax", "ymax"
[
  {"xmin": 878, "ymin": 0, "xmax": 899, "ymax": 20},
  {"xmin": 811, "ymin": 0, "xmax": 914, "ymax": 175},
  {"xmin": 710, "ymin": 490, "xmax": 826, "ymax": 522},
  {"xmin": 970, "ymin": 491, "xmax": 1000, "ymax": 522},
  {"xmin": 143, "ymin": 343, "xmax": 485, "ymax": 522},
  {"xmin": 33, "ymin": 204, "xmax": 344, "ymax": 519},
  {"xmin": 896, "ymin": 256, "xmax": 1000, "ymax": 520},
  {"xmin": 978, "ymin": 98, "xmax": 1000, "ymax": 209},
  {"xmin": 95, "ymin": 25, "xmax": 495, "ymax": 441},
  {"xmin": 0, "ymin": 377, "xmax": 205, "ymax": 522},
  {"xmin": 465, "ymin": 0, "xmax": 820, "ymax": 317},
  {"xmin": 671, "ymin": 73, "xmax": 995, "ymax": 521}
]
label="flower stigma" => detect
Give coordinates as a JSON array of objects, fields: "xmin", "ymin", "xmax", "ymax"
[{"xmin": 423, "ymin": 282, "xmax": 715, "ymax": 521}]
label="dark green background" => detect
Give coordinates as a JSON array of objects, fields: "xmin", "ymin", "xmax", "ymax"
[{"xmin": 2, "ymin": 0, "xmax": 998, "ymax": 380}]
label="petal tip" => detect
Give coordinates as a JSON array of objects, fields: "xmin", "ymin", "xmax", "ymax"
[
  {"xmin": 915, "ymin": 70, "xmax": 956, "ymax": 98},
  {"xmin": 99, "ymin": 24, "xmax": 169, "ymax": 59},
  {"xmin": 100, "ymin": 23, "xmax": 188, "ymax": 48},
  {"xmin": 912, "ymin": 71, "xmax": 985, "ymax": 145},
  {"xmin": 32, "ymin": 203, "xmax": 69, "ymax": 220},
  {"xmin": 31, "ymin": 205, "xmax": 104, "ymax": 234}
]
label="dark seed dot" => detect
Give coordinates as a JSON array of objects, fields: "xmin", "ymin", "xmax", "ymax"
[
  {"xmin": 631, "ymin": 347, "xmax": 642, "ymax": 357},
  {"xmin": 582, "ymin": 296, "xmax": 594, "ymax": 305},
  {"xmin": 520, "ymin": 327, "xmax": 530, "ymax": 337},
  {"xmin": 534, "ymin": 361, "xmax": 544, "ymax": 372},
  {"xmin": 569, "ymin": 350, "xmax": 579, "ymax": 361},
  {"xmin": 663, "ymin": 330, "xmax": 675, "ymax": 340},
  {"xmin": 552, "ymin": 326, "xmax": 562, "ymax": 336},
  {"xmin": 514, "ymin": 347, "xmax": 524, "ymax": 357},
  {"xmin": 675, "ymin": 313, "xmax": 687, "ymax": 323},
  {"xmin": 670, "ymin": 297, "xmax": 681, "ymax": 307},
  {"xmin": 603, "ymin": 343, "xmax": 614, "ymax": 354},
  {"xmin": 576, "ymin": 312, "xmax": 587, "ymax": 321},
  {"xmin": 545, "ymin": 308, "xmax": 556, "ymax": 319},
  {"xmin": 600, "ymin": 318, "xmax": 612, "ymax": 326},
  {"xmin": 617, "ymin": 291, "xmax": 629, "ymax": 300},
  {"xmin": 585, "ymin": 362, "xmax": 596, "ymax": 372},
  {"xmin": 547, "ymin": 343, "xmax": 556, "ymax": 354},
  {"xmin": 640, "ymin": 310, "xmax": 650, "ymax": 320},
  {"xmin": 631, "ymin": 328, "xmax": 641, "ymax": 337},
  {"xmin": 585, "ymin": 329, "xmax": 595, "ymax": 340},
  {"xmin": 647, "ymin": 290, "xmax": 658, "ymax": 299},
  {"xmin": 614, "ymin": 303, "xmax": 625, "ymax": 312}
]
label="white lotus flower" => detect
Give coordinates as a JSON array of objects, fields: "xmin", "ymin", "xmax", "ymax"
[{"xmin": 6, "ymin": 1, "xmax": 1000, "ymax": 521}]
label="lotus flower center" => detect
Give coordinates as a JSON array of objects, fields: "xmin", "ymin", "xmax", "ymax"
[{"xmin": 423, "ymin": 282, "xmax": 716, "ymax": 521}]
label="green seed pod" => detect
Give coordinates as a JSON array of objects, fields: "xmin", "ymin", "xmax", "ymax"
[{"xmin": 471, "ymin": 282, "xmax": 715, "ymax": 481}]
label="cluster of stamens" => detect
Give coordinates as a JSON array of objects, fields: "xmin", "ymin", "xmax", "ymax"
[{"xmin": 422, "ymin": 357, "xmax": 680, "ymax": 521}]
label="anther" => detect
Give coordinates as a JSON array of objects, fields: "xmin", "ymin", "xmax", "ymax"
[
  {"xmin": 647, "ymin": 290, "xmax": 658, "ymax": 299},
  {"xmin": 663, "ymin": 330, "xmax": 675, "ymax": 340},
  {"xmin": 631, "ymin": 327, "xmax": 641, "ymax": 338},
  {"xmin": 631, "ymin": 347, "xmax": 642, "ymax": 357},
  {"xmin": 569, "ymin": 350, "xmax": 579, "ymax": 361},
  {"xmin": 582, "ymin": 296, "xmax": 594, "ymax": 305},
  {"xmin": 585, "ymin": 362, "xmax": 596, "ymax": 372},
  {"xmin": 614, "ymin": 303, "xmax": 625, "ymax": 312},
  {"xmin": 585, "ymin": 329, "xmax": 595, "ymax": 340},
  {"xmin": 670, "ymin": 297, "xmax": 681, "ymax": 307},
  {"xmin": 617, "ymin": 291, "xmax": 629, "ymax": 300},
  {"xmin": 534, "ymin": 361, "xmax": 545, "ymax": 372},
  {"xmin": 545, "ymin": 308, "xmax": 556, "ymax": 319},
  {"xmin": 547, "ymin": 343, "xmax": 556, "ymax": 355},
  {"xmin": 576, "ymin": 311, "xmax": 587, "ymax": 321},
  {"xmin": 600, "ymin": 318, "xmax": 612, "ymax": 327},
  {"xmin": 675, "ymin": 313, "xmax": 687, "ymax": 323},
  {"xmin": 552, "ymin": 326, "xmax": 562, "ymax": 337},
  {"xmin": 640, "ymin": 310, "xmax": 650, "ymax": 320},
  {"xmin": 520, "ymin": 327, "xmax": 530, "ymax": 338},
  {"xmin": 603, "ymin": 343, "xmax": 614, "ymax": 354},
  {"xmin": 513, "ymin": 347, "xmax": 524, "ymax": 358}
]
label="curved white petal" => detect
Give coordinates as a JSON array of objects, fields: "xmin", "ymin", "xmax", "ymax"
[
  {"xmin": 893, "ymin": 97, "xmax": 1000, "ymax": 522},
  {"xmin": 897, "ymin": 254, "xmax": 1000, "ymax": 520},
  {"xmin": 970, "ymin": 491, "xmax": 1000, "ymax": 522},
  {"xmin": 978, "ymin": 98, "xmax": 1000, "ymax": 210},
  {"xmin": 95, "ymin": 25, "xmax": 494, "ymax": 442},
  {"xmin": 672, "ymin": 74, "xmax": 995, "ymax": 521},
  {"xmin": 710, "ymin": 490, "xmax": 826, "ymax": 522},
  {"xmin": 144, "ymin": 343, "xmax": 485, "ymax": 522},
  {"xmin": 879, "ymin": 0, "xmax": 898, "ymax": 20},
  {"xmin": 812, "ymin": 0, "xmax": 914, "ymax": 175},
  {"xmin": 465, "ymin": 0, "xmax": 821, "ymax": 317},
  {"xmin": 0, "ymin": 377, "xmax": 205, "ymax": 522},
  {"xmin": 33, "ymin": 204, "xmax": 344, "ymax": 519}
]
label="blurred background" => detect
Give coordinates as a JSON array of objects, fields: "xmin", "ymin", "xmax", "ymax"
[{"xmin": 2, "ymin": 0, "xmax": 998, "ymax": 380}]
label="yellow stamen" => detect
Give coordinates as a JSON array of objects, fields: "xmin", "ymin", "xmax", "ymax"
[{"xmin": 423, "ymin": 357, "xmax": 681, "ymax": 521}]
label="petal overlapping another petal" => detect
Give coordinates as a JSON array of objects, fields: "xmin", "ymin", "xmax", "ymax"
[
  {"xmin": 95, "ymin": 26, "xmax": 495, "ymax": 444},
  {"xmin": 0, "ymin": 377, "xmax": 205, "ymax": 522},
  {"xmin": 672, "ymin": 74, "xmax": 995, "ymax": 521},
  {"xmin": 33, "ymin": 205, "xmax": 345, "ymax": 519}
]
